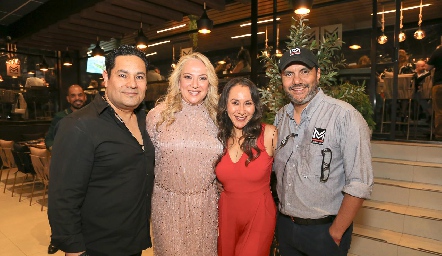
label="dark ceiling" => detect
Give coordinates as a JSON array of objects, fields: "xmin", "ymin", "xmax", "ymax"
[{"xmin": 1, "ymin": 0, "xmax": 442, "ymax": 63}]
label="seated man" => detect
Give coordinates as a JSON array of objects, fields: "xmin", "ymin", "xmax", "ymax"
[{"xmin": 45, "ymin": 84, "xmax": 87, "ymax": 151}]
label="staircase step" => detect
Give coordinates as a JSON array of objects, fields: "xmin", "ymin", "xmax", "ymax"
[
  {"xmin": 350, "ymin": 224, "xmax": 442, "ymax": 256},
  {"xmin": 371, "ymin": 178, "xmax": 442, "ymax": 211},
  {"xmin": 373, "ymin": 158, "xmax": 442, "ymax": 186},
  {"xmin": 372, "ymin": 141, "xmax": 442, "ymax": 164},
  {"xmin": 355, "ymin": 200, "xmax": 442, "ymax": 241}
]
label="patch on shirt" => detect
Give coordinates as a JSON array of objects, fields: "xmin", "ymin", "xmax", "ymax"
[{"xmin": 311, "ymin": 127, "xmax": 326, "ymax": 145}]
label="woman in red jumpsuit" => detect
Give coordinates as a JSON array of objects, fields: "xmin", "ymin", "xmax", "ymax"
[{"xmin": 215, "ymin": 77, "xmax": 277, "ymax": 256}]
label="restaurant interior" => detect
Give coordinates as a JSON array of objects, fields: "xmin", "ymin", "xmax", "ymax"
[{"xmin": 0, "ymin": 1, "xmax": 442, "ymax": 256}]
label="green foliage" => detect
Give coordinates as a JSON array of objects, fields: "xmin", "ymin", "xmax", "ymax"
[
  {"xmin": 258, "ymin": 15, "xmax": 375, "ymax": 130},
  {"xmin": 188, "ymin": 15, "xmax": 198, "ymax": 49}
]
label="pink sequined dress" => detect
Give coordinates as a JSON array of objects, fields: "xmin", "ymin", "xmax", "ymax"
[{"xmin": 146, "ymin": 101, "xmax": 222, "ymax": 256}]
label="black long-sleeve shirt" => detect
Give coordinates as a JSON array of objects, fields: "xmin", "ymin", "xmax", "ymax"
[{"xmin": 48, "ymin": 95, "xmax": 155, "ymax": 256}]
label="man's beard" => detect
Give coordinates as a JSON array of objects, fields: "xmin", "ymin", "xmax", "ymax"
[
  {"xmin": 71, "ymin": 100, "xmax": 84, "ymax": 110},
  {"xmin": 285, "ymin": 82, "xmax": 319, "ymax": 105}
]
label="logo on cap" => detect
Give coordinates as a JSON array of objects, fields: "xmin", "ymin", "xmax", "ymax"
[{"xmin": 290, "ymin": 48, "xmax": 301, "ymax": 56}]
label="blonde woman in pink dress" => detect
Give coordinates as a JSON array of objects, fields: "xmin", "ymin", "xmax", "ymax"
[{"xmin": 146, "ymin": 52, "xmax": 222, "ymax": 256}]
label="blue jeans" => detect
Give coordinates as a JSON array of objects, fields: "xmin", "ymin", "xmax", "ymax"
[{"xmin": 277, "ymin": 213, "xmax": 353, "ymax": 256}]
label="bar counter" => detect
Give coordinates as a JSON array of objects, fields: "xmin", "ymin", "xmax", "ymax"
[{"xmin": 0, "ymin": 119, "xmax": 50, "ymax": 142}]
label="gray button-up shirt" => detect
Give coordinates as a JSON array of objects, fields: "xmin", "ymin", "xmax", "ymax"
[{"xmin": 273, "ymin": 89, "xmax": 373, "ymax": 219}]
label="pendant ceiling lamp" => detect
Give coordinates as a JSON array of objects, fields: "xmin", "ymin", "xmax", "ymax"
[
  {"xmin": 413, "ymin": 0, "xmax": 425, "ymax": 40},
  {"xmin": 39, "ymin": 57, "xmax": 49, "ymax": 72},
  {"xmin": 294, "ymin": 0, "xmax": 313, "ymax": 15},
  {"xmin": 63, "ymin": 47, "xmax": 73, "ymax": 66},
  {"xmin": 377, "ymin": 6, "xmax": 388, "ymax": 45},
  {"xmin": 399, "ymin": 3, "xmax": 406, "ymax": 42},
  {"xmin": 197, "ymin": 2, "xmax": 213, "ymax": 34},
  {"xmin": 136, "ymin": 21, "xmax": 148, "ymax": 49},
  {"xmin": 91, "ymin": 37, "xmax": 105, "ymax": 57}
]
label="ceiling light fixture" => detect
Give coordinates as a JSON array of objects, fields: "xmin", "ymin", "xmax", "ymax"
[
  {"xmin": 91, "ymin": 37, "xmax": 105, "ymax": 57},
  {"xmin": 294, "ymin": 0, "xmax": 313, "ymax": 15},
  {"xmin": 399, "ymin": 2, "xmax": 406, "ymax": 42},
  {"xmin": 414, "ymin": 0, "xmax": 425, "ymax": 40},
  {"xmin": 145, "ymin": 52, "xmax": 157, "ymax": 57},
  {"xmin": 157, "ymin": 24, "xmax": 186, "ymax": 33},
  {"xmin": 275, "ymin": 24, "xmax": 283, "ymax": 57},
  {"xmin": 63, "ymin": 47, "xmax": 73, "ymax": 66},
  {"xmin": 148, "ymin": 40, "xmax": 171, "ymax": 47},
  {"xmin": 240, "ymin": 18, "xmax": 280, "ymax": 27},
  {"xmin": 374, "ymin": 3, "xmax": 431, "ymax": 15},
  {"xmin": 263, "ymin": 26, "xmax": 270, "ymax": 57},
  {"xmin": 231, "ymin": 32, "xmax": 265, "ymax": 39},
  {"xmin": 0, "ymin": 75, "xmax": 3, "ymax": 82},
  {"xmin": 136, "ymin": 22, "xmax": 149, "ymax": 49},
  {"xmin": 378, "ymin": 6, "xmax": 388, "ymax": 45},
  {"xmin": 39, "ymin": 57, "xmax": 49, "ymax": 72},
  {"xmin": 197, "ymin": 2, "xmax": 213, "ymax": 34}
]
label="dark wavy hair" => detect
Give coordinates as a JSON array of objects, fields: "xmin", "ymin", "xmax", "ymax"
[
  {"xmin": 105, "ymin": 45, "xmax": 149, "ymax": 78},
  {"xmin": 216, "ymin": 77, "xmax": 263, "ymax": 166}
]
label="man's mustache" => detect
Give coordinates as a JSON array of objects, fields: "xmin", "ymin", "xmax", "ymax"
[{"xmin": 289, "ymin": 84, "xmax": 309, "ymax": 90}]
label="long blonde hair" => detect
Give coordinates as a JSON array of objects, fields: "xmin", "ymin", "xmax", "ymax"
[{"xmin": 156, "ymin": 52, "xmax": 219, "ymax": 128}]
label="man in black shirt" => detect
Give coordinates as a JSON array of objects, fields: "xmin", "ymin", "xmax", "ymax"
[
  {"xmin": 427, "ymin": 45, "xmax": 442, "ymax": 140},
  {"xmin": 45, "ymin": 84, "xmax": 86, "ymax": 151},
  {"xmin": 48, "ymin": 45, "xmax": 155, "ymax": 256}
]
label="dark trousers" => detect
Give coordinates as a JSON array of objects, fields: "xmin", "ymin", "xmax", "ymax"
[{"xmin": 277, "ymin": 213, "xmax": 353, "ymax": 256}]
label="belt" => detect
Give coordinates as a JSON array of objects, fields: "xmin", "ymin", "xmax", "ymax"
[{"xmin": 282, "ymin": 213, "xmax": 336, "ymax": 225}]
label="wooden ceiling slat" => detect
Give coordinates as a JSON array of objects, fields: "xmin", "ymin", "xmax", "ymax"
[
  {"xmin": 34, "ymin": 33, "xmax": 93, "ymax": 45},
  {"xmin": 144, "ymin": 0, "xmax": 203, "ymax": 16},
  {"xmin": 58, "ymin": 22, "xmax": 119, "ymax": 39},
  {"xmin": 42, "ymin": 25, "xmax": 102, "ymax": 41},
  {"xmin": 108, "ymin": 0, "xmax": 183, "ymax": 22},
  {"xmin": 31, "ymin": 35, "xmax": 88, "ymax": 48},
  {"xmin": 94, "ymin": 2, "xmax": 166, "ymax": 25},
  {"xmin": 68, "ymin": 16, "xmax": 134, "ymax": 35},
  {"xmin": 188, "ymin": 0, "xmax": 225, "ymax": 11},
  {"xmin": 80, "ymin": 9, "xmax": 140, "ymax": 30}
]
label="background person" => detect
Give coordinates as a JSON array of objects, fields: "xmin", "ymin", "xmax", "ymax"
[
  {"xmin": 48, "ymin": 45, "xmax": 155, "ymax": 256},
  {"xmin": 146, "ymin": 52, "xmax": 222, "ymax": 256},
  {"xmin": 215, "ymin": 77, "xmax": 277, "ymax": 256},
  {"xmin": 426, "ymin": 44, "xmax": 442, "ymax": 140},
  {"xmin": 232, "ymin": 48, "xmax": 251, "ymax": 74},
  {"xmin": 147, "ymin": 64, "xmax": 163, "ymax": 82},
  {"xmin": 44, "ymin": 84, "xmax": 86, "ymax": 150},
  {"xmin": 273, "ymin": 47, "xmax": 373, "ymax": 256}
]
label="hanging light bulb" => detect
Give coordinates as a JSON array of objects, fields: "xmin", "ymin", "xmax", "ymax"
[
  {"xmin": 399, "ymin": 3, "xmax": 406, "ymax": 42},
  {"xmin": 275, "ymin": 24, "xmax": 283, "ymax": 57},
  {"xmin": 262, "ymin": 26, "xmax": 270, "ymax": 56},
  {"xmin": 39, "ymin": 57, "xmax": 49, "ymax": 72},
  {"xmin": 171, "ymin": 44, "xmax": 177, "ymax": 69},
  {"xmin": 378, "ymin": 6, "xmax": 388, "ymax": 45},
  {"xmin": 63, "ymin": 47, "xmax": 73, "ymax": 66},
  {"xmin": 414, "ymin": 0, "xmax": 425, "ymax": 39}
]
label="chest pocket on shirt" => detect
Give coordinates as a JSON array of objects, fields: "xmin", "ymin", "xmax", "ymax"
[{"xmin": 299, "ymin": 143, "xmax": 339, "ymax": 179}]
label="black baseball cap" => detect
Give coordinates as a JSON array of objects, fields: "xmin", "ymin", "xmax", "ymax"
[{"xmin": 277, "ymin": 47, "xmax": 318, "ymax": 70}]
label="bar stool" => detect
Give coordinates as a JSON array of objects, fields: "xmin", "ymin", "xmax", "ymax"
[{"xmin": 380, "ymin": 74, "xmax": 415, "ymax": 139}]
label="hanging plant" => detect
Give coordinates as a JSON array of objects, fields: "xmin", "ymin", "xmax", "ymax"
[{"xmin": 188, "ymin": 15, "xmax": 199, "ymax": 49}]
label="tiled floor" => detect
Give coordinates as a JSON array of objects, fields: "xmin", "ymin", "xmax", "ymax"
[{"xmin": 0, "ymin": 171, "xmax": 153, "ymax": 256}]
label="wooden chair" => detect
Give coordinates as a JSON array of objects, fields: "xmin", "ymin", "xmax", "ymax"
[
  {"xmin": 29, "ymin": 147, "xmax": 50, "ymax": 211},
  {"xmin": 0, "ymin": 140, "xmax": 18, "ymax": 193},
  {"xmin": 12, "ymin": 143, "xmax": 37, "ymax": 202}
]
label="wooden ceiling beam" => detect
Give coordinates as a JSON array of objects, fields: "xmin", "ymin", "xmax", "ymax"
[
  {"xmin": 30, "ymin": 35, "xmax": 88, "ymax": 48},
  {"xmin": 42, "ymin": 24, "xmax": 101, "ymax": 41},
  {"xmin": 17, "ymin": 41, "xmax": 84, "ymax": 52},
  {"xmin": 80, "ymin": 9, "xmax": 140, "ymax": 30},
  {"xmin": 188, "ymin": 0, "xmax": 225, "ymax": 11},
  {"xmin": 68, "ymin": 16, "xmax": 134, "ymax": 35},
  {"xmin": 108, "ymin": 0, "xmax": 183, "ymax": 22},
  {"xmin": 144, "ymin": 0, "xmax": 203, "ymax": 16},
  {"xmin": 57, "ymin": 22, "xmax": 119, "ymax": 40},
  {"xmin": 94, "ymin": 2, "xmax": 166, "ymax": 25}
]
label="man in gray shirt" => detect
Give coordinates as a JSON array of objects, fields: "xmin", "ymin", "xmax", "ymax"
[{"xmin": 273, "ymin": 47, "xmax": 373, "ymax": 256}]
